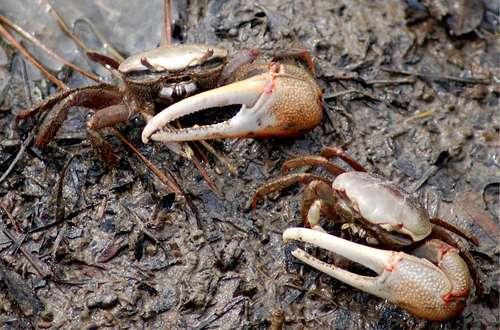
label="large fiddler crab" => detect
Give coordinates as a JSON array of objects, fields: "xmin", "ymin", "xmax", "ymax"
[
  {"xmin": 16, "ymin": 44, "xmax": 323, "ymax": 162},
  {"xmin": 252, "ymin": 147, "xmax": 480, "ymax": 321}
]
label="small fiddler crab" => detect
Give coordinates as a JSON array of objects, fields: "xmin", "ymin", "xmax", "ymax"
[
  {"xmin": 252, "ymin": 147, "xmax": 481, "ymax": 321},
  {"xmin": 17, "ymin": 44, "xmax": 323, "ymax": 163}
]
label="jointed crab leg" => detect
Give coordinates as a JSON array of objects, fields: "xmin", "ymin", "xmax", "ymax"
[
  {"xmin": 16, "ymin": 84, "xmax": 122, "ymax": 147},
  {"xmin": 320, "ymin": 147, "xmax": 367, "ymax": 172},
  {"xmin": 251, "ymin": 173, "xmax": 330, "ymax": 208},
  {"xmin": 281, "ymin": 156, "xmax": 347, "ymax": 176},
  {"xmin": 283, "ymin": 228, "xmax": 471, "ymax": 321}
]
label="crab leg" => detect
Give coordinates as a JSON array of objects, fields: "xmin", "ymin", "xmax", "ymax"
[
  {"xmin": 142, "ymin": 63, "xmax": 323, "ymax": 143},
  {"xmin": 16, "ymin": 84, "xmax": 122, "ymax": 147},
  {"xmin": 281, "ymin": 155, "xmax": 346, "ymax": 176},
  {"xmin": 283, "ymin": 228, "xmax": 470, "ymax": 321},
  {"xmin": 251, "ymin": 173, "xmax": 330, "ymax": 208}
]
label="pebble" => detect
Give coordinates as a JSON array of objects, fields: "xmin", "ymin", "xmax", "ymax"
[{"xmin": 86, "ymin": 293, "xmax": 119, "ymax": 309}]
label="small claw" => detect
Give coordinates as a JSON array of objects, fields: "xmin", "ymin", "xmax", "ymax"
[
  {"xmin": 141, "ymin": 63, "xmax": 322, "ymax": 143},
  {"xmin": 283, "ymin": 228, "xmax": 470, "ymax": 321}
]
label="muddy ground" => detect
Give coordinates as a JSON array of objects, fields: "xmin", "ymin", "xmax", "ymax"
[{"xmin": 0, "ymin": 0, "xmax": 499, "ymax": 329}]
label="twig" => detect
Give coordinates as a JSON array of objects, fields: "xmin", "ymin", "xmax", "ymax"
[
  {"xmin": 164, "ymin": 0, "xmax": 173, "ymax": 46},
  {"xmin": 122, "ymin": 203, "xmax": 169, "ymax": 258},
  {"xmin": 404, "ymin": 110, "xmax": 435, "ymax": 123},
  {"xmin": 192, "ymin": 296, "xmax": 247, "ymax": 330},
  {"xmin": 365, "ymin": 77, "xmax": 416, "ymax": 86},
  {"xmin": 187, "ymin": 144, "xmax": 221, "ymax": 195},
  {"xmin": 0, "ymin": 130, "xmax": 35, "ymax": 184},
  {"xmin": 51, "ymin": 226, "xmax": 66, "ymax": 260},
  {"xmin": 409, "ymin": 154, "xmax": 451, "ymax": 193},
  {"xmin": 111, "ymin": 128, "xmax": 204, "ymax": 230},
  {"xmin": 2, "ymin": 229, "xmax": 48, "ymax": 278},
  {"xmin": 173, "ymin": 123, "xmax": 221, "ymax": 195},
  {"xmin": 212, "ymin": 217, "xmax": 249, "ymax": 235},
  {"xmin": 408, "ymin": 165, "xmax": 439, "ymax": 193},
  {"xmin": 0, "ymin": 54, "xmax": 39, "ymax": 184},
  {"xmin": 73, "ymin": 18, "xmax": 124, "ymax": 62},
  {"xmin": 42, "ymin": 0, "xmax": 91, "ymax": 55},
  {"xmin": 0, "ymin": 23, "xmax": 66, "ymax": 89},
  {"xmin": 323, "ymin": 89, "xmax": 382, "ymax": 103},
  {"xmin": 0, "ymin": 205, "xmax": 21, "ymax": 232},
  {"xmin": 19, "ymin": 48, "xmax": 34, "ymax": 107},
  {"xmin": 110, "ymin": 128, "xmax": 184, "ymax": 196},
  {"xmin": 199, "ymin": 140, "xmax": 238, "ymax": 176},
  {"xmin": 381, "ymin": 67, "xmax": 492, "ymax": 85},
  {"xmin": 29, "ymin": 203, "xmax": 97, "ymax": 234},
  {"xmin": 0, "ymin": 15, "xmax": 102, "ymax": 83}
]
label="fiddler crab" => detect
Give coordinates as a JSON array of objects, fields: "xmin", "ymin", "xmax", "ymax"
[
  {"xmin": 253, "ymin": 147, "xmax": 480, "ymax": 321},
  {"xmin": 17, "ymin": 44, "xmax": 323, "ymax": 162}
]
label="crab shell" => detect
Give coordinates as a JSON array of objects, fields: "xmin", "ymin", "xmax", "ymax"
[
  {"xmin": 119, "ymin": 44, "xmax": 229, "ymax": 111},
  {"xmin": 332, "ymin": 172, "xmax": 433, "ymax": 247},
  {"xmin": 119, "ymin": 44, "xmax": 228, "ymax": 74}
]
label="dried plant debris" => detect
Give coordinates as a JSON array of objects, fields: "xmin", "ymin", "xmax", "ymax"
[
  {"xmin": 423, "ymin": 0, "xmax": 485, "ymax": 35},
  {"xmin": 0, "ymin": 259, "xmax": 43, "ymax": 320}
]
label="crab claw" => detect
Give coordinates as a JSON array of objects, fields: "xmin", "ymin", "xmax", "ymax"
[
  {"xmin": 141, "ymin": 63, "xmax": 322, "ymax": 143},
  {"xmin": 283, "ymin": 228, "xmax": 470, "ymax": 321}
]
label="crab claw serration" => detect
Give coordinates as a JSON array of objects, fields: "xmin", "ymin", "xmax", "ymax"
[
  {"xmin": 141, "ymin": 62, "xmax": 323, "ymax": 143},
  {"xmin": 283, "ymin": 228, "xmax": 471, "ymax": 321}
]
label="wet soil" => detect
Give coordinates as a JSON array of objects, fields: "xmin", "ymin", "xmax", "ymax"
[{"xmin": 0, "ymin": 0, "xmax": 499, "ymax": 329}]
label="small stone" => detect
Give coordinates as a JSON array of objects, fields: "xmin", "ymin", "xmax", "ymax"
[
  {"xmin": 86, "ymin": 292, "xmax": 118, "ymax": 309},
  {"xmin": 37, "ymin": 320, "xmax": 52, "ymax": 329},
  {"xmin": 82, "ymin": 322, "xmax": 98, "ymax": 330},
  {"xmin": 80, "ymin": 308, "xmax": 91, "ymax": 320},
  {"xmin": 40, "ymin": 310, "xmax": 54, "ymax": 322},
  {"xmin": 31, "ymin": 232, "xmax": 43, "ymax": 241},
  {"xmin": 145, "ymin": 244, "xmax": 158, "ymax": 256}
]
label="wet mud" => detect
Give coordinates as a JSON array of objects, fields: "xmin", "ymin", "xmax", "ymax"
[{"xmin": 0, "ymin": 0, "xmax": 498, "ymax": 329}]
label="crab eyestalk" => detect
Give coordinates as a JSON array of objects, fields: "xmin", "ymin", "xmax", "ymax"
[
  {"xmin": 283, "ymin": 228, "xmax": 470, "ymax": 321},
  {"xmin": 141, "ymin": 63, "xmax": 323, "ymax": 143}
]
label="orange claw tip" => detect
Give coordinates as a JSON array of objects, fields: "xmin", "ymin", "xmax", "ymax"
[{"xmin": 442, "ymin": 286, "xmax": 470, "ymax": 305}]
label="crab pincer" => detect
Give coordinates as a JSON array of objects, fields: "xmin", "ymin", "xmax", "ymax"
[
  {"xmin": 141, "ymin": 58, "xmax": 323, "ymax": 143},
  {"xmin": 283, "ymin": 228, "xmax": 471, "ymax": 321}
]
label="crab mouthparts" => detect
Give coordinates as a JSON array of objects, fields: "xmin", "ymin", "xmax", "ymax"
[{"xmin": 141, "ymin": 74, "xmax": 278, "ymax": 143}]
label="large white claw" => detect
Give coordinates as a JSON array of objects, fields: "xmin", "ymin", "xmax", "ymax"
[
  {"xmin": 283, "ymin": 228, "xmax": 470, "ymax": 321},
  {"xmin": 141, "ymin": 63, "xmax": 323, "ymax": 143},
  {"xmin": 142, "ymin": 74, "xmax": 271, "ymax": 142}
]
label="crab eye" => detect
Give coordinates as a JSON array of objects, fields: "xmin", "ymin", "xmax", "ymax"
[{"xmin": 86, "ymin": 110, "xmax": 96, "ymax": 120}]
